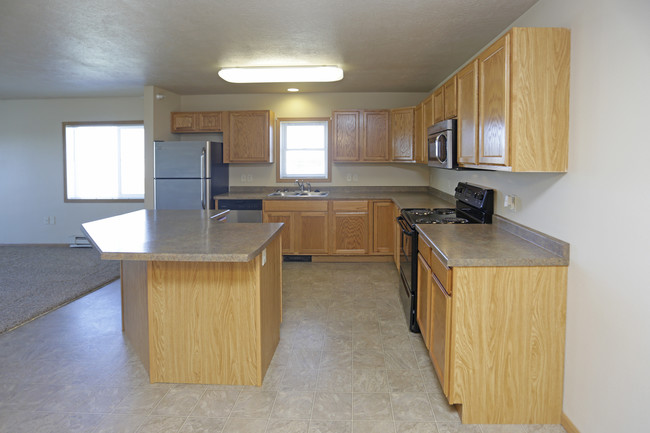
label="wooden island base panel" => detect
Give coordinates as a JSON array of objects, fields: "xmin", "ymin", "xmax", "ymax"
[
  {"xmin": 81, "ymin": 210, "xmax": 284, "ymax": 386},
  {"xmin": 122, "ymin": 235, "xmax": 281, "ymax": 385}
]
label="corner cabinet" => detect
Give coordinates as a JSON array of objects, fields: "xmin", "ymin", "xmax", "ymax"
[
  {"xmin": 417, "ymin": 237, "xmax": 568, "ymax": 424},
  {"xmin": 223, "ymin": 110, "xmax": 275, "ymax": 163},
  {"xmin": 459, "ymin": 27, "xmax": 570, "ymax": 171}
]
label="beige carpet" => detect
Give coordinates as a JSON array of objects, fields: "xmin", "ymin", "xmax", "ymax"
[{"xmin": 0, "ymin": 245, "xmax": 120, "ymax": 334}]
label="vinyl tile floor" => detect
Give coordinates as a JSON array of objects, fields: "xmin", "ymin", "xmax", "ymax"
[{"xmin": 0, "ymin": 262, "xmax": 568, "ymax": 433}]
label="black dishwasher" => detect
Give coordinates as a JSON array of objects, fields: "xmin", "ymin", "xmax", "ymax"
[{"xmin": 216, "ymin": 199, "xmax": 263, "ymax": 223}]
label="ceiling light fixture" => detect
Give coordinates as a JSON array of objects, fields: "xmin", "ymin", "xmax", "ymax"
[
  {"xmin": 287, "ymin": 88, "xmax": 300, "ymax": 92},
  {"xmin": 218, "ymin": 66, "xmax": 344, "ymax": 83}
]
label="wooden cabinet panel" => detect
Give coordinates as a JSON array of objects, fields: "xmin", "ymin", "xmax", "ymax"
[
  {"xmin": 433, "ymin": 87, "xmax": 444, "ymax": 124},
  {"xmin": 330, "ymin": 200, "xmax": 369, "ymax": 255},
  {"xmin": 198, "ymin": 112, "xmax": 223, "ymax": 131},
  {"xmin": 263, "ymin": 211, "xmax": 294, "ymax": 254},
  {"xmin": 298, "ymin": 212, "xmax": 329, "ymax": 254},
  {"xmin": 413, "ymin": 103, "xmax": 425, "ymax": 163},
  {"xmin": 362, "ymin": 110, "xmax": 390, "ymax": 161},
  {"xmin": 372, "ymin": 201, "xmax": 394, "ymax": 254},
  {"xmin": 478, "ymin": 34, "xmax": 510, "ymax": 167},
  {"xmin": 422, "ymin": 94, "xmax": 433, "ymax": 130},
  {"xmin": 224, "ymin": 111, "xmax": 274, "ymax": 163},
  {"xmin": 332, "ymin": 110, "xmax": 361, "ymax": 161},
  {"xmin": 390, "ymin": 107, "xmax": 415, "ymax": 162},
  {"xmin": 457, "ymin": 60, "xmax": 479, "ymax": 166},
  {"xmin": 431, "ymin": 273, "xmax": 451, "ymax": 398},
  {"xmin": 417, "ymin": 252, "xmax": 432, "ymax": 349},
  {"xmin": 443, "ymin": 76, "xmax": 458, "ymax": 119},
  {"xmin": 171, "ymin": 112, "xmax": 198, "ymax": 132}
]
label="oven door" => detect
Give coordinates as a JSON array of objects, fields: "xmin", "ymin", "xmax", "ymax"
[{"xmin": 397, "ymin": 216, "xmax": 420, "ymax": 333}]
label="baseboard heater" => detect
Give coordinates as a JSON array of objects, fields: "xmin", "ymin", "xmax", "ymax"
[
  {"xmin": 69, "ymin": 236, "xmax": 92, "ymax": 248},
  {"xmin": 283, "ymin": 255, "xmax": 312, "ymax": 262}
]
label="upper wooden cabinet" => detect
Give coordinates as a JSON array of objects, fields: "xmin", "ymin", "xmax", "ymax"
[
  {"xmin": 171, "ymin": 111, "xmax": 224, "ymax": 133},
  {"xmin": 457, "ymin": 60, "xmax": 479, "ymax": 167},
  {"xmin": 413, "ymin": 103, "xmax": 426, "ymax": 164},
  {"xmin": 390, "ymin": 107, "xmax": 415, "ymax": 162},
  {"xmin": 462, "ymin": 27, "xmax": 570, "ymax": 172},
  {"xmin": 362, "ymin": 110, "xmax": 390, "ymax": 161},
  {"xmin": 332, "ymin": 109, "xmax": 390, "ymax": 162},
  {"xmin": 332, "ymin": 110, "xmax": 361, "ymax": 161},
  {"xmin": 422, "ymin": 94, "xmax": 433, "ymax": 130},
  {"xmin": 443, "ymin": 76, "xmax": 458, "ymax": 120},
  {"xmin": 433, "ymin": 87, "xmax": 445, "ymax": 124},
  {"xmin": 223, "ymin": 110, "xmax": 275, "ymax": 163}
]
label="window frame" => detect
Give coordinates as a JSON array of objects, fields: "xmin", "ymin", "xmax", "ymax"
[
  {"xmin": 62, "ymin": 120, "xmax": 145, "ymax": 203},
  {"xmin": 275, "ymin": 117, "xmax": 332, "ymax": 183}
]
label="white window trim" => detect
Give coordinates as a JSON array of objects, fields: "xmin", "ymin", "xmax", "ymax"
[
  {"xmin": 276, "ymin": 117, "xmax": 332, "ymax": 183},
  {"xmin": 63, "ymin": 121, "xmax": 145, "ymax": 203}
]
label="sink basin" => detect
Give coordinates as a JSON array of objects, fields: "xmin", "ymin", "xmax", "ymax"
[{"xmin": 267, "ymin": 190, "xmax": 328, "ymax": 197}]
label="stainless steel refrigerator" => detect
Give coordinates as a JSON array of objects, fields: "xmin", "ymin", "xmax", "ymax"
[{"xmin": 153, "ymin": 141, "xmax": 229, "ymax": 210}]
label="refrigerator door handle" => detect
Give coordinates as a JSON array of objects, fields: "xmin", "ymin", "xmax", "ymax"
[{"xmin": 201, "ymin": 148, "xmax": 206, "ymax": 209}]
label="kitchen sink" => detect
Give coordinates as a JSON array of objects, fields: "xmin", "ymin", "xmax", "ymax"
[{"xmin": 267, "ymin": 190, "xmax": 329, "ymax": 197}]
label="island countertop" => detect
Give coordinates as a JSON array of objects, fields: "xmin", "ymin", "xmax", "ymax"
[{"xmin": 81, "ymin": 209, "xmax": 284, "ymax": 262}]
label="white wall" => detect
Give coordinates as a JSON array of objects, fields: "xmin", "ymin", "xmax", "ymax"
[
  {"xmin": 178, "ymin": 92, "xmax": 431, "ymax": 188},
  {"xmin": 0, "ymin": 97, "xmax": 145, "ymax": 244},
  {"xmin": 429, "ymin": 0, "xmax": 650, "ymax": 431}
]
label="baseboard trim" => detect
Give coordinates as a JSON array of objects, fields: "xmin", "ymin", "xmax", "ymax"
[{"xmin": 561, "ymin": 412, "xmax": 580, "ymax": 433}]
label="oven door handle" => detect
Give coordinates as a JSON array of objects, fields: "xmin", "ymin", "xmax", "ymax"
[{"xmin": 397, "ymin": 215, "xmax": 415, "ymax": 236}]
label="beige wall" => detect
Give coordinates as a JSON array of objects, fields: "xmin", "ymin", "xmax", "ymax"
[
  {"xmin": 429, "ymin": 0, "xmax": 650, "ymax": 431},
  {"xmin": 178, "ymin": 92, "xmax": 431, "ymax": 187}
]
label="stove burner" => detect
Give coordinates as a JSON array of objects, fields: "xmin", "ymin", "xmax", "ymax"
[
  {"xmin": 442, "ymin": 217, "xmax": 469, "ymax": 224},
  {"xmin": 434, "ymin": 208, "xmax": 455, "ymax": 215},
  {"xmin": 409, "ymin": 209, "xmax": 435, "ymax": 216}
]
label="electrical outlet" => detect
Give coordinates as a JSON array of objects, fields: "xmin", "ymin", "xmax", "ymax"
[
  {"xmin": 240, "ymin": 174, "xmax": 246, "ymax": 183},
  {"xmin": 504, "ymin": 194, "xmax": 518, "ymax": 211},
  {"xmin": 246, "ymin": 174, "xmax": 253, "ymax": 182},
  {"xmin": 346, "ymin": 174, "xmax": 352, "ymax": 182},
  {"xmin": 43, "ymin": 216, "xmax": 50, "ymax": 225},
  {"xmin": 352, "ymin": 174, "xmax": 359, "ymax": 182}
]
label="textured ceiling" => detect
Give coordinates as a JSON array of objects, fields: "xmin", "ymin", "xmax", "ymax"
[{"xmin": 0, "ymin": 0, "xmax": 538, "ymax": 99}]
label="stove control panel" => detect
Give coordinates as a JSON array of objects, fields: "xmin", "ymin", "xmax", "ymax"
[{"xmin": 454, "ymin": 182, "xmax": 494, "ymax": 211}]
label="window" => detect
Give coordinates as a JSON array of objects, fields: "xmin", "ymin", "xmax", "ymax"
[
  {"xmin": 277, "ymin": 118, "xmax": 331, "ymax": 182},
  {"xmin": 63, "ymin": 121, "xmax": 144, "ymax": 202}
]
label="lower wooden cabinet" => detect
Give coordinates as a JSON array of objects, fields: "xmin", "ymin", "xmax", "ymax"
[
  {"xmin": 263, "ymin": 200, "xmax": 328, "ymax": 255},
  {"xmin": 416, "ymin": 236, "xmax": 568, "ymax": 424},
  {"xmin": 329, "ymin": 201, "xmax": 369, "ymax": 255},
  {"xmin": 372, "ymin": 201, "xmax": 394, "ymax": 254}
]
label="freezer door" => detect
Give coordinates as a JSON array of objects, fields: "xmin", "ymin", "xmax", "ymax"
[
  {"xmin": 154, "ymin": 141, "xmax": 210, "ymax": 178},
  {"xmin": 154, "ymin": 179, "xmax": 211, "ymax": 209}
]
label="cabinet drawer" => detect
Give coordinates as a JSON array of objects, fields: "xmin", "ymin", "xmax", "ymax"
[
  {"xmin": 430, "ymin": 248, "xmax": 452, "ymax": 292},
  {"xmin": 263, "ymin": 200, "xmax": 328, "ymax": 212},
  {"xmin": 331, "ymin": 200, "xmax": 368, "ymax": 212},
  {"xmin": 418, "ymin": 240, "xmax": 432, "ymax": 265}
]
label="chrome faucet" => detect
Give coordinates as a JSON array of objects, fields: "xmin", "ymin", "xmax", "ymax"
[{"xmin": 295, "ymin": 179, "xmax": 305, "ymax": 192}]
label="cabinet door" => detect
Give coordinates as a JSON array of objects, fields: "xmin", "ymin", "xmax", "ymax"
[
  {"xmin": 362, "ymin": 110, "xmax": 390, "ymax": 161},
  {"xmin": 433, "ymin": 87, "xmax": 444, "ymax": 124},
  {"xmin": 332, "ymin": 110, "xmax": 361, "ymax": 161},
  {"xmin": 422, "ymin": 95, "xmax": 433, "ymax": 130},
  {"xmin": 198, "ymin": 112, "xmax": 223, "ymax": 131},
  {"xmin": 431, "ymin": 274, "xmax": 452, "ymax": 397},
  {"xmin": 390, "ymin": 107, "xmax": 415, "ymax": 162},
  {"xmin": 329, "ymin": 201, "xmax": 369, "ymax": 255},
  {"xmin": 263, "ymin": 211, "xmax": 294, "ymax": 254},
  {"xmin": 297, "ymin": 212, "xmax": 329, "ymax": 254},
  {"xmin": 372, "ymin": 201, "xmax": 394, "ymax": 254},
  {"xmin": 479, "ymin": 34, "xmax": 510, "ymax": 167},
  {"xmin": 457, "ymin": 60, "xmax": 479, "ymax": 166},
  {"xmin": 225, "ymin": 111, "xmax": 273, "ymax": 163},
  {"xmin": 413, "ymin": 103, "xmax": 425, "ymax": 163},
  {"xmin": 444, "ymin": 76, "xmax": 458, "ymax": 119},
  {"xmin": 417, "ymin": 252, "xmax": 432, "ymax": 349},
  {"xmin": 171, "ymin": 112, "xmax": 198, "ymax": 132}
]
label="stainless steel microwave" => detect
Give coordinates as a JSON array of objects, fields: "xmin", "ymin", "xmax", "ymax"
[{"xmin": 427, "ymin": 119, "xmax": 457, "ymax": 169}]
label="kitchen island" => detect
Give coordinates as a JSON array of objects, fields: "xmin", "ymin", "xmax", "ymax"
[{"xmin": 82, "ymin": 210, "xmax": 284, "ymax": 386}]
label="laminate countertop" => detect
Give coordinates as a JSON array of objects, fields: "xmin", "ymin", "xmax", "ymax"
[{"xmin": 81, "ymin": 209, "xmax": 284, "ymax": 262}]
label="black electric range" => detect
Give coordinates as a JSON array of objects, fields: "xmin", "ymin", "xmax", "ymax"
[{"xmin": 397, "ymin": 182, "xmax": 494, "ymax": 332}]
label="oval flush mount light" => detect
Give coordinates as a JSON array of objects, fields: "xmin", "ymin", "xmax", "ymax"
[
  {"xmin": 287, "ymin": 88, "xmax": 300, "ymax": 92},
  {"xmin": 218, "ymin": 66, "xmax": 344, "ymax": 83}
]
